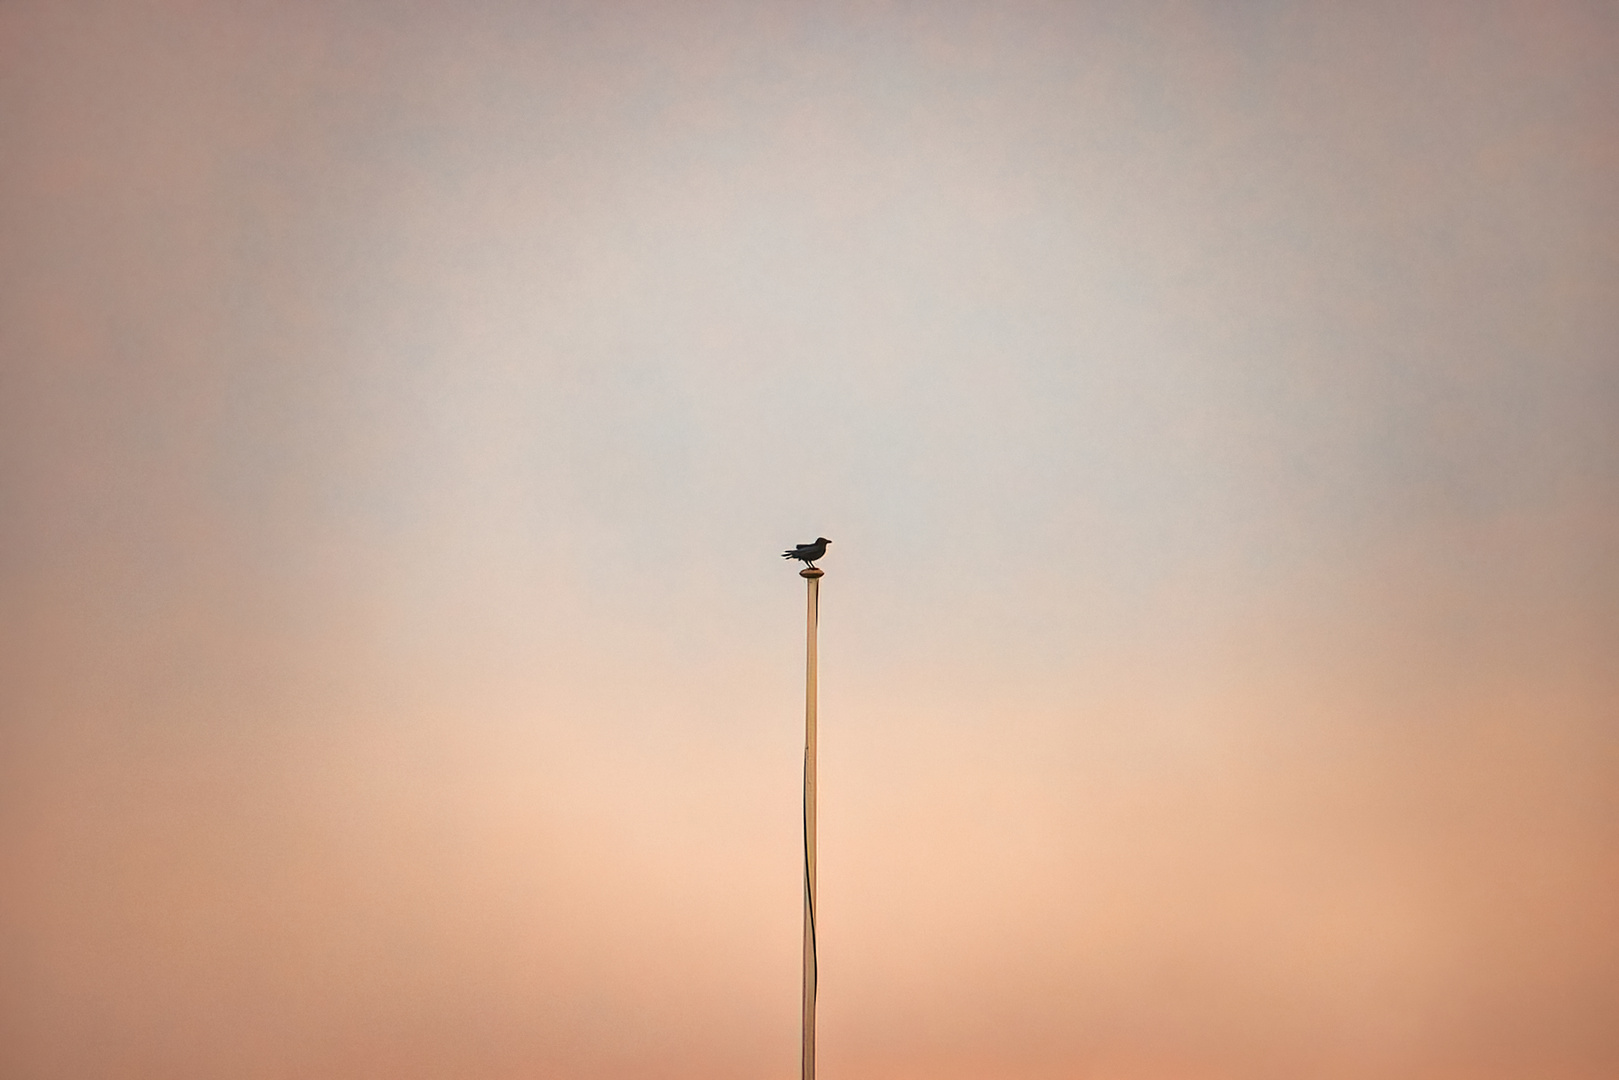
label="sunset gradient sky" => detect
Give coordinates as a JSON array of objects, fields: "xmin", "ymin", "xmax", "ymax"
[{"xmin": 3, "ymin": 2, "xmax": 1617, "ymax": 1078}]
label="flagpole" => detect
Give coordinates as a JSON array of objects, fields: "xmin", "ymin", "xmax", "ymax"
[{"xmin": 801, "ymin": 565, "xmax": 822, "ymax": 1080}]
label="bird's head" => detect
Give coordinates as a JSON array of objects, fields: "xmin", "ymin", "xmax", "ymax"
[{"xmin": 817, "ymin": 537, "xmax": 831, "ymax": 544}]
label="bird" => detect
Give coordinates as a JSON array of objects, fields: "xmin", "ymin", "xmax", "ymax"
[{"xmin": 782, "ymin": 537, "xmax": 832, "ymax": 568}]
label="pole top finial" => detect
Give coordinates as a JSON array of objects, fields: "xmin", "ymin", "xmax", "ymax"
[{"xmin": 800, "ymin": 567, "xmax": 824, "ymax": 579}]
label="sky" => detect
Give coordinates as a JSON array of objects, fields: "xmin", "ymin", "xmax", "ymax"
[{"xmin": 2, "ymin": 1, "xmax": 1617, "ymax": 1077}]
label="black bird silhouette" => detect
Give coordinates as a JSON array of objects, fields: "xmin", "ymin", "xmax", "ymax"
[{"xmin": 782, "ymin": 537, "xmax": 832, "ymax": 568}]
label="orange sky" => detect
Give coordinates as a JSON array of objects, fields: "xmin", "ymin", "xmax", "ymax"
[{"xmin": 3, "ymin": 2, "xmax": 1617, "ymax": 1078}]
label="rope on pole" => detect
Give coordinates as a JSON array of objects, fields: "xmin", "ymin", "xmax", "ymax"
[{"xmin": 801, "ymin": 565, "xmax": 822, "ymax": 1080}]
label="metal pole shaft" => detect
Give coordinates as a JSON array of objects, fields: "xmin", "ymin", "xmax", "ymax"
[{"xmin": 801, "ymin": 568, "xmax": 821, "ymax": 1080}]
